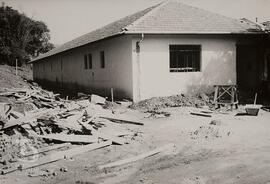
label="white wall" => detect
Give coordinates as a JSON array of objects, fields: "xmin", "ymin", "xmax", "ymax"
[
  {"xmin": 33, "ymin": 34, "xmax": 237, "ymax": 101},
  {"xmin": 33, "ymin": 35, "xmax": 133, "ymax": 99},
  {"xmin": 132, "ymin": 35, "xmax": 237, "ymax": 101}
]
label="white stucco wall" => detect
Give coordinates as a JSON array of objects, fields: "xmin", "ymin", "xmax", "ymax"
[
  {"xmin": 33, "ymin": 35, "xmax": 133, "ymax": 99},
  {"xmin": 33, "ymin": 34, "xmax": 237, "ymax": 102},
  {"xmin": 132, "ymin": 35, "xmax": 237, "ymax": 101}
]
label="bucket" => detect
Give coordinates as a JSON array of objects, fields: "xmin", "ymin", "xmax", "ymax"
[{"xmin": 245, "ymin": 105, "xmax": 261, "ymax": 116}]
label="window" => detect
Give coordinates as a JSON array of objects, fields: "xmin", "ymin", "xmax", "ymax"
[
  {"xmin": 84, "ymin": 54, "xmax": 88, "ymax": 69},
  {"xmin": 100, "ymin": 51, "xmax": 105, "ymax": 68},
  {"xmin": 60, "ymin": 58, "xmax": 63, "ymax": 71},
  {"xmin": 88, "ymin": 53, "xmax": 92, "ymax": 69},
  {"xmin": 169, "ymin": 45, "xmax": 201, "ymax": 72}
]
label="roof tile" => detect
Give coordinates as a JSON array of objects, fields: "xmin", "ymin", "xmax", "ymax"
[{"xmin": 31, "ymin": 1, "xmax": 262, "ymax": 62}]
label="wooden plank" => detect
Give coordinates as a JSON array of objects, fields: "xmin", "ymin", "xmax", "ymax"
[
  {"xmin": 100, "ymin": 116, "xmax": 143, "ymax": 126},
  {"xmin": 22, "ymin": 143, "xmax": 71, "ymax": 157},
  {"xmin": 1, "ymin": 108, "xmax": 56, "ymax": 130},
  {"xmin": 80, "ymin": 121, "xmax": 125, "ymax": 145},
  {"xmin": 20, "ymin": 141, "xmax": 112, "ymax": 170},
  {"xmin": 55, "ymin": 119, "xmax": 82, "ymax": 131},
  {"xmin": 99, "ymin": 143, "xmax": 174, "ymax": 169},
  {"xmin": 75, "ymin": 100, "xmax": 91, "ymax": 107},
  {"xmin": 91, "ymin": 94, "xmax": 106, "ymax": 105},
  {"xmin": 37, "ymin": 133, "xmax": 98, "ymax": 143},
  {"xmin": 31, "ymin": 94, "xmax": 53, "ymax": 102},
  {"xmin": 1, "ymin": 166, "xmax": 18, "ymax": 175},
  {"xmin": 190, "ymin": 112, "xmax": 212, "ymax": 117},
  {"xmin": 21, "ymin": 124, "xmax": 38, "ymax": 136}
]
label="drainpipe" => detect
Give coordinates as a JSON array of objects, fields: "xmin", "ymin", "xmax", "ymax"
[{"xmin": 136, "ymin": 33, "xmax": 144, "ymax": 101}]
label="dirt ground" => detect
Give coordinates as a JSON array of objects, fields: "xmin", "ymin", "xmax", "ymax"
[
  {"xmin": 1, "ymin": 64, "xmax": 270, "ymax": 184},
  {"xmin": 1, "ymin": 105, "xmax": 270, "ymax": 184},
  {"xmin": 0, "ymin": 64, "xmax": 33, "ymax": 89}
]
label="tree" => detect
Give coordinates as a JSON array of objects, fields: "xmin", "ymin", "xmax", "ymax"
[{"xmin": 0, "ymin": 5, "xmax": 54, "ymax": 66}]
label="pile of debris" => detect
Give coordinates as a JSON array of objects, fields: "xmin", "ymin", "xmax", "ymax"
[
  {"xmin": 189, "ymin": 124, "xmax": 231, "ymax": 140},
  {"xmin": 0, "ymin": 85, "xmax": 142, "ymax": 175},
  {"xmin": 130, "ymin": 93, "xmax": 213, "ymax": 112}
]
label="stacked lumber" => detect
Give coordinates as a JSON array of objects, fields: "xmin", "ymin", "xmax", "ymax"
[{"xmin": 0, "ymin": 87, "xmax": 142, "ymax": 175}]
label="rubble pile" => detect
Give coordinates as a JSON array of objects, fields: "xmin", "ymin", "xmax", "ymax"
[
  {"xmin": 130, "ymin": 93, "xmax": 214, "ymax": 112},
  {"xmin": 189, "ymin": 124, "xmax": 230, "ymax": 140},
  {"xmin": 0, "ymin": 85, "xmax": 142, "ymax": 175}
]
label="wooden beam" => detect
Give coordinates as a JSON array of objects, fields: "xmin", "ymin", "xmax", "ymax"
[
  {"xmin": 37, "ymin": 133, "xmax": 98, "ymax": 143},
  {"xmin": 22, "ymin": 143, "xmax": 71, "ymax": 157},
  {"xmin": 190, "ymin": 112, "xmax": 212, "ymax": 117},
  {"xmin": 20, "ymin": 141, "xmax": 112, "ymax": 170},
  {"xmin": 100, "ymin": 116, "xmax": 143, "ymax": 126},
  {"xmin": 99, "ymin": 143, "xmax": 174, "ymax": 169},
  {"xmin": 1, "ymin": 108, "xmax": 56, "ymax": 130}
]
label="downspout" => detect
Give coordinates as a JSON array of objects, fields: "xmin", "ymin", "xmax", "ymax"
[{"xmin": 136, "ymin": 33, "xmax": 144, "ymax": 101}]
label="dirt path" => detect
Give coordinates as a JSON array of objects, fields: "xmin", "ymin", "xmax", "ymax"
[{"xmin": 94, "ymin": 107, "xmax": 270, "ymax": 184}]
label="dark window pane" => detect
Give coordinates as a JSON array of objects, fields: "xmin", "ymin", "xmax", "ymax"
[
  {"xmin": 170, "ymin": 51, "xmax": 177, "ymax": 68},
  {"xmin": 84, "ymin": 54, "xmax": 88, "ymax": 69},
  {"xmin": 100, "ymin": 51, "xmax": 105, "ymax": 68},
  {"xmin": 169, "ymin": 45, "xmax": 201, "ymax": 72}
]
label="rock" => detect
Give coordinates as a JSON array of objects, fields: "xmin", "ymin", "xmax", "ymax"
[
  {"xmin": 60, "ymin": 167, "xmax": 68, "ymax": 172},
  {"xmin": 210, "ymin": 120, "xmax": 222, "ymax": 126}
]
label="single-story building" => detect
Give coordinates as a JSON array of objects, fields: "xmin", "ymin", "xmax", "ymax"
[{"xmin": 30, "ymin": 1, "xmax": 270, "ymax": 102}]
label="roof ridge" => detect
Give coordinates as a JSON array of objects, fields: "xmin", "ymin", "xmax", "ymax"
[{"xmin": 124, "ymin": 1, "xmax": 166, "ymax": 31}]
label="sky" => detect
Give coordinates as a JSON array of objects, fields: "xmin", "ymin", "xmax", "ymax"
[{"xmin": 3, "ymin": 0, "xmax": 270, "ymax": 45}]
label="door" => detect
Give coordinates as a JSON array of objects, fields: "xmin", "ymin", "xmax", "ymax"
[{"xmin": 236, "ymin": 45, "xmax": 260, "ymax": 90}]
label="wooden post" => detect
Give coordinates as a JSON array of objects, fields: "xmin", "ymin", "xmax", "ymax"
[
  {"xmin": 254, "ymin": 93, "xmax": 257, "ymax": 105},
  {"xmin": 15, "ymin": 59, "xmax": 18, "ymax": 76},
  {"xmin": 231, "ymin": 86, "xmax": 234, "ymax": 111},
  {"xmin": 111, "ymin": 88, "xmax": 114, "ymax": 103},
  {"xmin": 213, "ymin": 86, "xmax": 218, "ymax": 109},
  {"xmin": 111, "ymin": 88, "xmax": 114, "ymax": 113}
]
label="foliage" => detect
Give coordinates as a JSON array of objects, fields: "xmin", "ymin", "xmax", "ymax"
[{"xmin": 0, "ymin": 5, "xmax": 54, "ymax": 66}]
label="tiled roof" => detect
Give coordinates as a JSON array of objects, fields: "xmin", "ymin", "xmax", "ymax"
[
  {"xmin": 31, "ymin": 1, "xmax": 263, "ymax": 62},
  {"xmin": 31, "ymin": 3, "xmax": 159, "ymax": 62},
  {"xmin": 126, "ymin": 1, "xmax": 262, "ymax": 34}
]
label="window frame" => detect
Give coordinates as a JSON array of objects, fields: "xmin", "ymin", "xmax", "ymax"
[{"xmin": 169, "ymin": 45, "xmax": 201, "ymax": 73}]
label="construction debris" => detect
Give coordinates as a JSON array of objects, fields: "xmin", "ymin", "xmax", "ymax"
[
  {"xmin": 190, "ymin": 112, "xmax": 212, "ymax": 117},
  {"xmin": 130, "ymin": 93, "xmax": 213, "ymax": 112},
  {"xmin": 20, "ymin": 141, "xmax": 112, "ymax": 170},
  {"xmin": 188, "ymin": 125, "xmax": 231, "ymax": 140},
  {"xmin": 91, "ymin": 94, "xmax": 106, "ymax": 105},
  {"xmin": 0, "ymin": 85, "xmax": 141, "ymax": 175},
  {"xmin": 100, "ymin": 116, "xmax": 144, "ymax": 126}
]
